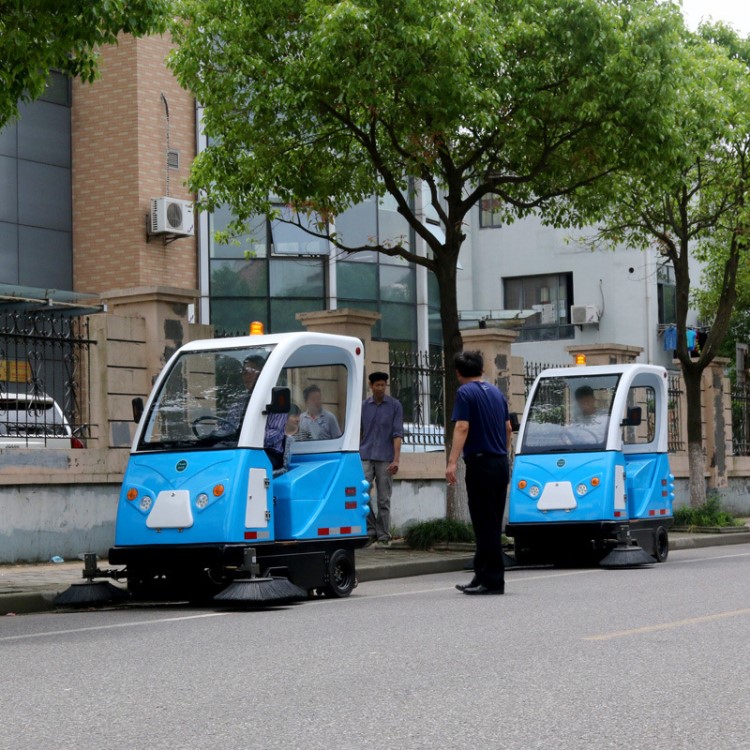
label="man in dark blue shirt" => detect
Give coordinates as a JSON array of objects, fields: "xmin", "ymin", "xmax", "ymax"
[
  {"xmin": 447, "ymin": 350, "xmax": 511, "ymax": 595},
  {"xmin": 360, "ymin": 371, "xmax": 403, "ymax": 546}
]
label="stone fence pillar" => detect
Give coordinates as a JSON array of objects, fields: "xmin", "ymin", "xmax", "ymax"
[
  {"xmin": 461, "ymin": 328, "xmax": 519, "ymax": 406},
  {"xmin": 566, "ymin": 342, "xmax": 643, "ymax": 365}
]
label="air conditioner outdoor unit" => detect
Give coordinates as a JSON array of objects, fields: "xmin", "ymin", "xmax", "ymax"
[
  {"xmin": 150, "ymin": 197, "xmax": 194, "ymax": 237},
  {"xmin": 570, "ymin": 304, "xmax": 600, "ymax": 325}
]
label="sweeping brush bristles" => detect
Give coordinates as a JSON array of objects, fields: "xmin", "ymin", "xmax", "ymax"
[
  {"xmin": 213, "ymin": 577, "xmax": 307, "ymax": 607},
  {"xmin": 54, "ymin": 581, "xmax": 129, "ymax": 607},
  {"xmin": 599, "ymin": 545, "xmax": 655, "ymax": 569}
]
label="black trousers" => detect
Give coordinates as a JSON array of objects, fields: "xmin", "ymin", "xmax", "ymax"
[{"xmin": 464, "ymin": 454, "xmax": 510, "ymax": 590}]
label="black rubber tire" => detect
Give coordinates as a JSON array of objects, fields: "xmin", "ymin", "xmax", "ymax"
[
  {"xmin": 322, "ymin": 549, "xmax": 356, "ymax": 598},
  {"xmin": 654, "ymin": 526, "xmax": 669, "ymax": 562}
]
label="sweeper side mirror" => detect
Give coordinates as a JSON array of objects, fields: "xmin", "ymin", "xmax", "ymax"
[
  {"xmin": 265, "ymin": 386, "xmax": 291, "ymax": 414},
  {"xmin": 132, "ymin": 397, "xmax": 144, "ymax": 424},
  {"xmin": 621, "ymin": 406, "xmax": 642, "ymax": 427},
  {"xmin": 509, "ymin": 412, "xmax": 520, "ymax": 432}
]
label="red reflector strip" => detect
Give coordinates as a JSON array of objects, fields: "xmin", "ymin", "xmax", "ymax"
[
  {"xmin": 318, "ymin": 526, "xmax": 363, "ymax": 536},
  {"xmin": 244, "ymin": 531, "xmax": 257, "ymax": 539},
  {"xmin": 345, "ymin": 501, "xmax": 357, "ymax": 510},
  {"xmin": 661, "ymin": 491, "xmax": 668, "ymax": 497},
  {"xmin": 345, "ymin": 487, "xmax": 357, "ymax": 497},
  {"xmin": 614, "ymin": 511, "xmax": 623, "ymax": 517},
  {"xmin": 649, "ymin": 510, "xmax": 656, "ymax": 516},
  {"xmin": 661, "ymin": 479, "xmax": 668, "ymax": 486},
  {"xmin": 244, "ymin": 531, "xmax": 270, "ymax": 540},
  {"xmin": 660, "ymin": 508, "xmax": 668, "ymax": 515}
]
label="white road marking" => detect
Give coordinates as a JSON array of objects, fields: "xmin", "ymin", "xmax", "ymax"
[
  {"xmin": 0, "ymin": 611, "xmax": 231, "ymax": 643},
  {"xmin": 584, "ymin": 607, "xmax": 750, "ymax": 641}
]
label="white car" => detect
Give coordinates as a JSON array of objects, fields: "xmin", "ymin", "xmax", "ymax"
[
  {"xmin": 0, "ymin": 389, "xmax": 84, "ymax": 448},
  {"xmin": 400, "ymin": 422, "xmax": 445, "ymax": 453}
]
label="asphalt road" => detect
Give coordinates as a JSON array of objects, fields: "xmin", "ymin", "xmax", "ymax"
[{"xmin": 1, "ymin": 545, "xmax": 749, "ymax": 750}]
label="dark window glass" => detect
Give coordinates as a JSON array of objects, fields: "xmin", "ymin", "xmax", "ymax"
[
  {"xmin": 270, "ymin": 298, "xmax": 324, "ymax": 332},
  {"xmin": 380, "ymin": 264, "xmax": 415, "ymax": 303},
  {"xmin": 380, "ymin": 302, "xmax": 416, "ymax": 341},
  {"xmin": 0, "ymin": 156, "xmax": 18, "ymax": 223},
  {"xmin": 479, "ymin": 195, "xmax": 503, "ymax": 228},
  {"xmin": 18, "ymin": 161, "xmax": 71, "ymax": 231},
  {"xmin": 18, "ymin": 226, "xmax": 72, "ymax": 288},
  {"xmin": 657, "ymin": 265, "xmax": 676, "ymax": 325},
  {"xmin": 210, "ymin": 208, "xmax": 267, "ymax": 259},
  {"xmin": 0, "ymin": 222, "xmax": 19, "ymax": 283},
  {"xmin": 269, "ymin": 259, "xmax": 324, "ymax": 298},
  {"xmin": 338, "ymin": 298, "xmax": 381, "ymax": 338},
  {"xmin": 270, "ymin": 206, "xmax": 328, "ymax": 256},
  {"xmin": 17, "ymin": 100, "xmax": 71, "ymax": 168},
  {"xmin": 503, "ymin": 272, "xmax": 574, "ymax": 342},
  {"xmin": 378, "ymin": 193, "xmax": 410, "ymax": 260},
  {"xmin": 210, "ymin": 259, "xmax": 268, "ymax": 298},
  {"xmin": 0, "ymin": 121, "xmax": 16, "ymax": 158},
  {"xmin": 337, "ymin": 261, "xmax": 378, "ymax": 300},
  {"xmin": 334, "ymin": 196, "xmax": 377, "ymax": 250},
  {"xmin": 211, "ymin": 298, "xmax": 269, "ymax": 336},
  {"xmin": 38, "ymin": 72, "xmax": 71, "ymax": 106}
]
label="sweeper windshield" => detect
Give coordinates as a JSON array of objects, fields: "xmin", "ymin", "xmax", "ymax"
[
  {"xmin": 137, "ymin": 345, "xmax": 274, "ymax": 451},
  {"xmin": 521, "ymin": 373, "xmax": 620, "ymax": 454}
]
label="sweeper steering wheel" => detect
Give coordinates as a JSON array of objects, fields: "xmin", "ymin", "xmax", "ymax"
[{"xmin": 191, "ymin": 414, "xmax": 235, "ymax": 438}]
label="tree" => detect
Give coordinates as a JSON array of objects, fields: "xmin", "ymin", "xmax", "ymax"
[
  {"xmin": 169, "ymin": 0, "xmax": 687, "ymax": 517},
  {"xmin": 582, "ymin": 25, "xmax": 750, "ymax": 506},
  {"xmin": 0, "ymin": 0, "xmax": 169, "ymax": 128}
]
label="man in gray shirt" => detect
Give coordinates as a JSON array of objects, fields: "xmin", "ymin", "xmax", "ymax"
[
  {"xmin": 360, "ymin": 371, "xmax": 403, "ymax": 546},
  {"xmin": 298, "ymin": 384, "xmax": 341, "ymax": 440}
]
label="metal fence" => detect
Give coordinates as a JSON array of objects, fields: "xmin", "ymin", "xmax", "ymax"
[
  {"xmin": 389, "ymin": 348, "xmax": 445, "ymax": 447},
  {"xmin": 0, "ymin": 311, "xmax": 94, "ymax": 446},
  {"xmin": 732, "ymin": 382, "xmax": 750, "ymax": 456},
  {"xmin": 667, "ymin": 372, "xmax": 684, "ymax": 453},
  {"xmin": 523, "ymin": 361, "xmax": 567, "ymax": 397}
]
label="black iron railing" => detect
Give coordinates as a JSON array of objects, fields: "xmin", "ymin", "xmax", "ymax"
[
  {"xmin": 667, "ymin": 371, "xmax": 685, "ymax": 453},
  {"xmin": 0, "ymin": 311, "xmax": 94, "ymax": 446},
  {"xmin": 732, "ymin": 381, "xmax": 750, "ymax": 456}
]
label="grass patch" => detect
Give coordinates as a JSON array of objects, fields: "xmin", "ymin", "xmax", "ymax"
[
  {"xmin": 405, "ymin": 518, "xmax": 475, "ymax": 550},
  {"xmin": 673, "ymin": 496, "xmax": 743, "ymax": 529}
]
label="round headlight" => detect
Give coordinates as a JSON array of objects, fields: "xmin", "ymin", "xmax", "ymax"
[
  {"xmin": 529, "ymin": 485, "xmax": 540, "ymax": 498},
  {"xmin": 576, "ymin": 483, "xmax": 588, "ymax": 496},
  {"xmin": 196, "ymin": 493, "xmax": 209, "ymax": 509},
  {"xmin": 139, "ymin": 496, "xmax": 152, "ymax": 511}
]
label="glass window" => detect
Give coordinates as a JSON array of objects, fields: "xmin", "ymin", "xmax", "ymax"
[
  {"xmin": 18, "ymin": 226, "xmax": 72, "ymax": 288},
  {"xmin": 269, "ymin": 259, "xmax": 324, "ymax": 298},
  {"xmin": 479, "ymin": 195, "xmax": 503, "ymax": 228},
  {"xmin": 334, "ymin": 196, "xmax": 377, "ymax": 249},
  {"xmin": 337, "ymin": 261, "xmax": 378, "ymax": 300},
  {"xmin": 18, "ymin": 161, "xmax": 71, "ymax": 231},
  {"xmin": 380, "ymin": 264, "xmax": 415, "ymax": 303},
  {"xmin": 39, "ymin": 72, "xmax": 71, "ymax": 106},
  {"xmin": 378, "ymin": 193, "xmax": 410, "ymax": 260},
  {"xmin": 338, "ymin": 298, "xmax": 381, "ymax": 338},
  {"xmin": 270, "ymin": 298, "xmax": 324, "ymax": 333},
  {"xmin": 210, "ymin": 298, "xmax": 268, "ymax": 336},
  {"xmin": 657, "ymin": 265, "xmax": 676, "ymax": 325},
  {"xmin": 0, "ymin": 156, "xmax": 18, "ymax": 223},
  {"xmin": 0, "ymin": 122, "xmax": 16, "ymax": 158},
  {"xmin": 380, "ymin": 302, "xmax": 416, "ymax": 342},
  {"xmin": 210, "ymin": 259, "xmax": 268, "ymax": 298},
  {"xmin": 0, "ymin": 222, "xmax": 18, "ymax": 283},
  {"xmin": 210, "ymin": 208, "xmax": 267, "ymax": 259},
  {"xmin": 503, "ymin": 272, "xmax": 574, "ymax": 342},
  {"xmin": 521, "ymin": 374, "xmax": 620, "ymax": 454},
  {"xmin": 17, "ymin": 100, "xmax": 71, "ymax": 168},
  {"xmin": 282, "ymin": 364, "xmax": 347, "ymax": 442},
  {"xmin": 270, "ymin": 206, "xmax": 329, "ymax": 256},
  {"xmin": 622, "ymin": 386, "xmax": 656, "ymax": 445},
  {"xmin": 137, "ymin": 346, "xmax": 274, "ymax": 451}
]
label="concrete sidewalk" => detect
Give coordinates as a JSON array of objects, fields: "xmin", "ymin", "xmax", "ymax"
[{"xmin": 2, "ymin": 528, "xmax": 749, "ymax": 616}]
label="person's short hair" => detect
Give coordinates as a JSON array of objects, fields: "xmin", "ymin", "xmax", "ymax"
[
  {"xmin": 575, "ymin": 385, "xmax": 594, "ymax": 400},
  {"xmin": 288, "ymin": 403, "xmax": 301, "ymax": 416},
  {"xmin": 369, "ymin": 371, "xmax": 389, "ymax": 385},
  {"xmin": 454, "ymin": 350, "xmax": 483, "ymax": 378},
  {"xmin": 242, "ymin": 354, "xmax": 265, "ymax": 371},
  {"xmin": 303, "ymin": 384, "xmax": 321, "ymax": 402}
]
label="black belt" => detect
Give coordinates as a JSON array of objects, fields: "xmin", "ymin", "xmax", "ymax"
[{"xmin": 465, "ymin": 452, "xmax": 506, "ymax": 459}]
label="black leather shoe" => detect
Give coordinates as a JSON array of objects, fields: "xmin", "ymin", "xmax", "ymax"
[
  {"xmin": 455, "ymin": 579, "xmax": 479, "ymax": 592},
  {"xmin": 463, "ymin": 584, "xmax": 504, "ymax": 595}
]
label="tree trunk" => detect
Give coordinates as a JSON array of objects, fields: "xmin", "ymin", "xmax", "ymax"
[
  {"xmin": 682, "ymin": 364, "xmax": 706, "ymax": 507},
  {"xmin": 434, "ymin": 244, "xmax": 464, "ymax": 520}
]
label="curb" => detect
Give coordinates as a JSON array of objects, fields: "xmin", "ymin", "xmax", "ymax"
[{"xmin": 4, "ymin": 534, "xmax": 750, "ymax": 616}]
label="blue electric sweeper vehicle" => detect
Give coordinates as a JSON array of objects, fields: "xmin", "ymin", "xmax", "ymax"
[
  {"xmin": 57, "ymin": 330, "xmax": 371, "ymax": 606},
  {"xmin": 506, "ymin": 363, "xmax": 675, "ymax": 568}
]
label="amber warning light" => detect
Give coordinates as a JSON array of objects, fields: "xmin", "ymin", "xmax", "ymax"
[
  {"xmin": 575, "ymin": 354, "xmax": 587, "ymax": 366},
  {"xmin": 249, "ymin": 321, "xmax": 264, "ymax": 335}
]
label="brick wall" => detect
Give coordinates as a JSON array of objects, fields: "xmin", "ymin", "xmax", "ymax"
[{"xmin": 72, "ymin": 33, "xmax": 197, "ymax": 295}]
